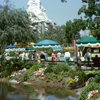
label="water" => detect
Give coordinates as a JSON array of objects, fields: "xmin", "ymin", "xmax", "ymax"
[{"xmin": 0, "ymin": 82, "xmax": 78, "ymax": 100}]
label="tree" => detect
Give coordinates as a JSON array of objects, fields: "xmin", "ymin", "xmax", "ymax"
[
  {"xmin": 65, "ymin": 20, "xmax": 73, "ymax": 45},
  {"xmin": 65, "ymin": 18, "xmax": 86, "ymax": 44},
  {"xmin": 0, "ymin": 4, "xmax": 38, "ymax": 52},
  {"xmin": 78, "ymin": 0, "xmax": 100, "ymax": 39},
  {"xmin": 44, "ymin": 25, "xmax": 66, "ymax": 46},
  {"xmin": 61, "ymin": 0, "xmax": 67, "ymax": 3}
]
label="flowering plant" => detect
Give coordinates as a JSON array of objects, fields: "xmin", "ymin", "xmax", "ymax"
[
  {"xmin": 75, "ymin": 76, "xmax": 79, "ymax": 82},
  {"xmin": 66, "ymin": 78, "xmax": 76, "ymax": 84},
  {"xmin": 86, "ymin": 90, "xmax": 99, "ymax": 100},
  {"xmin": 33, "ymin": 68, "xmax": 46, "ymax": 77},
  {"xmin": 85, "ymin": 77, "xmax": 94, "ymax": 86}
]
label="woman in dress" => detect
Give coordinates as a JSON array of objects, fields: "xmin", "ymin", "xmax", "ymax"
[{"xmin": 51, "ymin": 50, "xmax": 57, "ymax": 64}]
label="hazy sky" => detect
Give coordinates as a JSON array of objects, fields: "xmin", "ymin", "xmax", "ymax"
[{"xmin": 0, "ymin": 0, "xmax": 86, "ymax": 26}]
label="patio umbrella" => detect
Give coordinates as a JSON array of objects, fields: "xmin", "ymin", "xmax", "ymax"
[
  {"xmin": 53, "ymin": 47, "xmax": 62, "ymax": 51},
  {"xmin": 76, "ymin": 36, "xmax": 100, "ymax": 47},
  {"xmin": 66, "ymin": 47, "xmax": 74, "ymax": 50},
  {"xmin": 33, "ymin": 39, "xmax": 60, "ymax": 48},
  {"xmin": 27, "ymin": 42, "xmax": 35, "ymax": 46},
  {"xmin": 26, "ymin": 48, "xmax": 35, "ymax": 51},
  {"xmin": 16, "ymin": 43, "xmax": 28, "ymax": 47},
  {"xmin": 5, "ymin": 45, "xmax": 16, "ymax": 49}
]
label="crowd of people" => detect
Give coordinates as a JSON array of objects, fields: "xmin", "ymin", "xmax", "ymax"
[
  {"xmin": 19, "ymin": 50, "xmax": 48, "ymax": 63},
  {"xmin": 4, "ymin": 48, "xmax": 96, "ymax": 65}
]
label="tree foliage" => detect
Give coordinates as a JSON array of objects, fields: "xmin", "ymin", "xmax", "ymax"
[
  {"xmin": 0, "ymin": 4, "xmax": 38, "ymax": 52},
  {"xmin": 78, "ymin": 0, "xmax": 100, "ymax": 39},
  {"xmin": 44, "ymin": 25, "xmax": 66, "ymax": 46},
  {"xmin": 65, "ymin": 18, "xmax": 86, "ymax": 44}
]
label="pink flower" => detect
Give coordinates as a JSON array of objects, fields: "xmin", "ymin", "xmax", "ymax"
[
  {"xmin": 41, "ymin": 77, "xmax": 44, "ymax": 80},
  {"xmin": 91, "ymin": 92, "xmax": 95, "ymax": 98},
  {"xmin": 33, "ymin": 71, "xmax": 37, "ymax": 74}
]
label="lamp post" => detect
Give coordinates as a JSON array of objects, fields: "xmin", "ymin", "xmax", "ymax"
[
  {"xmin": 74, "ymin": 32, "xmax": 80, "ymax": 62},
  {"xmin": 41, "ymin": 21, "xmax": 44, "ymax": 40}
]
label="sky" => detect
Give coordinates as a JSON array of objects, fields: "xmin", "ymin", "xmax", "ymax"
[{"xmin": 0, "ymin": 0, "xmax": 86, "ymax": 26}]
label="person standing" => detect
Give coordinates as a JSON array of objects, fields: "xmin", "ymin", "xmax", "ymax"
[
  {"xmin": 86, "ymin": 49, "xmax": 91, "ymax": 67},
  {"xmin": 21, "ymin": 51, "xmax": 25, "ymax": 61},
  {"xmin": 86, "ymin": 49, "xmax": 91, "ymax": 61},
  {"xmin": 44, "ymin": 51, "xmax": 48, "ymax": 61},
  {"xmin": 34, "ymin": 50, "xmax": 38, "ymax": 63},
  {"xmin": 64, "ymin": 50, "xmax": 70, "ymax": 64},
  {"xmin": 28, "ymin": 51, "xmax": 32, "ymax": 60},
  {"xmin": 57, "ymin": 51, "xmax": 61, "ymax": 61},
  {"xmin": 51, "ymin": 50, "xmax": 57, "ymax": 64},
  {"xmin": 25, "ymin": 51, "xmax": 29, "ymax": 60},
  {"xmin": 77, "ymin": 49, "xmax": 82, "ymax": 67}
]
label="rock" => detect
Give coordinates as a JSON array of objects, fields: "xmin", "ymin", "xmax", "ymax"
[
  {"xmin": 27, "ymin": 0, "xmax": 55, "ymax": 33},
  {"xmin": 96, "ymin": 98, "xmax": 100, "ymax": 100}
]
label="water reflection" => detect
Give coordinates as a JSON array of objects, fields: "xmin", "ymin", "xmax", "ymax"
[{"xmin": 0, "ymin": 82, "xmax": 77, "ymax": 100}]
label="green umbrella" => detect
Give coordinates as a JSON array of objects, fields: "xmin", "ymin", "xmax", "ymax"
[
  {"xmin": 76, "ymin": 36, "xmax": 100, "ymax": 47},
  {"xmin": 33, "ymin": 39, "xmax": 60, "ymax": 48}
]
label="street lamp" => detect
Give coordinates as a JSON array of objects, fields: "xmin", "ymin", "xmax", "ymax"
[
  {"xmin": 73, "ymin": 32, "xmax": 80, "ymax": 62},
  {"xmin": 41, "ymin": 21, "xmax": 44, "ymax": 40}
]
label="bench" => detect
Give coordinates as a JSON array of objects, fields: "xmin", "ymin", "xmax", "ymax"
[
  {"xmin": 44, "ymin": 60, "xmax": 65, "ymax": 64},
  {"xmin": 80, "ymin": 61, "xmax": 94, "ymax": 66},
  {"xmin": 68, "ymin": 61, "xmax": 76, "ymax": 65},
  {"xmin": 80, "ymin": 61, "xmax": 100, "ymax": 70}
]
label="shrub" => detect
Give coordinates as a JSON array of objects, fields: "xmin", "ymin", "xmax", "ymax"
[
  {"xmin": 57, "ymin": 75, "xmax": 64, "ymax": 82},
  {"xmin": 0, "ymin": 71, "xmax": 9, "ymax": 77},
  {"xmin": 32, "ymin": 64, "xmax": 41, "ymax": 71},
  {"xmin": 44, "ymin": 65, "xmax": 54, "ymax": 74},
  {"xmin": 21, "ymin": 62, "xmax": 35, "ymax": 69},
  {"xmin": 52, "ymin": 64, "xmax": 71, "ymax": 74},
  {"xmin": 53, "ymin": 66, "xmax": 62, "ymax": 74},
  {"xmin": 23, "ymin": 72, "xmax": 30, "ymax": 81},
  {"xmin": 92, "ymin": 76, "xmax": 100, "ymax": 83}
]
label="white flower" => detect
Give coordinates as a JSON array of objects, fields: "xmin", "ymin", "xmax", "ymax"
[
  {"xmin": 75, "ymin": 76, "xmax": 79, "ymax": 82},
  {"xmin": 85, "ymin": 81, "xmax": 89, "ymax": 86}
]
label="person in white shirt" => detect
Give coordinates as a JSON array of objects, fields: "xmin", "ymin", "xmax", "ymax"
[
  {"xmin": 57, "ymin": 51, "xmax": 61, "ymax": 61},
  {"xmin": 64, "ymin": 50, "xmax": 70, "ymax": 63},
  {"xmin": 21, "ymin": 51, "xmax": 25, "ymax": 61},
  {"xmin": 77, "ymin": 49, "xmax": 82, "ymax": 67}
]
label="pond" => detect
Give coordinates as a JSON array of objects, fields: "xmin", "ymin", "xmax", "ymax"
[{"xmin": 0, "ymin": 82, "xmax": 78, "ymax": 100}]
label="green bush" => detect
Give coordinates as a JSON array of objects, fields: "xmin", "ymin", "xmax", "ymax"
[
  {"xmin": 9, "ymin": 51, "xmax": 15, "ymax": 56},
  {"xmin": 92, "ymin": 76, "xmax": 100, "ymax": 83},
  {"xmin": 0, "ymin": 64, "xmax": 13, "ymax": 77},
  {"xmin": 0, "ymin": 70, "xmax": 9, "ymax": 77},
  {"xmin": 53, "ymin": 66, "xmax": 62, "ymax": 74},
  {"xmin": 23, "ymin": 72, "xmax": 30, "ymax": 81},
  {"xmin": 57, "ymin": 75, "xmax": 64, "ymax": 82},
  {"xmin": 44, "ymin": 65, "xmax": 54, "ymax": 74},
  {"xmin": 21, "ymin": 62, "xmax": 35, "ymax": 69},
  {"xmin": 11, "ymin": 62, "xmax": 24, "ymax": 70},
  {"xmin": 52, "ymin": 64, "xmax": 72, "ymax": 74},
  {"xmin": 30, "ymin": 64, "xmax": 41, "ymax": 72}
]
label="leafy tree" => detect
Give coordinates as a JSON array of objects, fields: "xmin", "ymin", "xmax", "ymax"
[
  {"xmin": 0, "ymin": 4, "xmax": 38, "ymax": 52},
  {"xmin": 65, "ymin": 20, "xmax": 73, "ymax": 45},
  {"xmin": 0, "ymin": 3, "xmax": 39, "ymax": 70},
  {"xmin": 61, "ymin": 0, "xmax": 67, "ymax": 2},
  {"xmin": 65, "ymin": 18, "xmax": 86, "ymax": 45},
  {"xmin": 44, "ymin": 25, "xmax": 66, "ymax": 46},
  {"xmin": 78, "ymin": 0, "xmax": 100, "ymax": 39}
]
